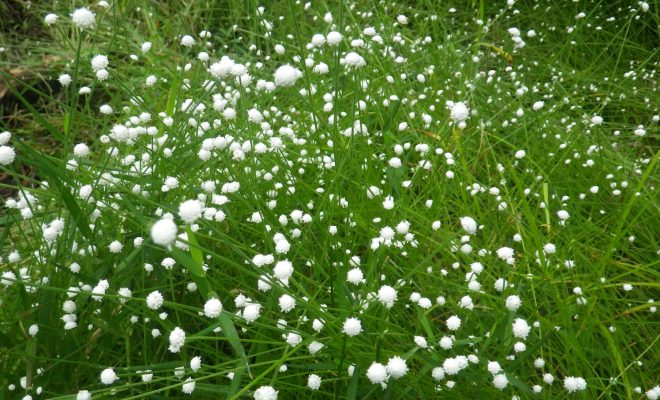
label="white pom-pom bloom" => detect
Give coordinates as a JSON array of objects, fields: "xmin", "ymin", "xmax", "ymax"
[
  {"xmin": 204, "ymin": 298, "xmax": 223, "ymax": 318},
  {"xmin": 344, "ymin": 52, "xmax": 366, "ymax": 68},
  {"xmin": 100, "ymin": 368, "xmax": 118, "ymax": 385},
  {"xmin": 71, "ymin": 8, "xmax": 96, "ymax": 29},
  {"xmin": 493, "ymin": 374, "xmax": 508, "ymax": 390},
  {"xmin": 146, "ymin": 290, "xmax": 164, "ymax": 310},
  {"xmin": 446, "ymin": 315, "xmax": 461, "ymax": 330},
  {"xmin": 253, "ymin": 385, "xmax": 278, "ymax": 400},
  {"xmin": 366, "ymin": 362, "xmax": 389, "ymax": 384},
  {"xmin": 512, "ymin": 318, "xmax": 531, "ymax": 339},
  {"xmin": 326, "ymin": 31, "xmax": 342, "ymax": 45},
  {"xmin": 73, "ymin": 143, "xmax": 90, "ymax": 157},
  {"xmin": 44, "ymin": 14, "xmax": 59, "ymax": 26},
  {"xmin": 347, "ymin": 268, "xmax": 364, "ymax": 285},
  {"xmin": 450, "ymin": 102, "xmax": 470, "ymax": 123},
  {"xmin": 460, "ymin": 216, "xmax": 477, "ymax": 234},
  {"xmin": 505, "ymin": 295, "xmax": 521, "ymax": 311},
  {"xmin": 181, "ymin": 35, "xmax": 195, "ymax": 47},
  {"xmin": 377, "ymin": 285, "xmax": 397, "ymax": 308},
  {"xmin": 307, "ymin": 374, "xmax": 321, "ymax": 390},
  {"xmin": 564, "ymin": 376, "xmax": 587, "ymax": 393},
  {"xmin": 182, "ymin": 378, "xmax": 195, "ymax": 394},
  {"xmin": 151, "ymin": 218, "xmax": 178, "ymax": 246},
  {"xmin": 386, "ymin": 356, "xmax": 408, "ymax": 379},
  {"xmin": 278, "ymin": 294, "xmax": 296, "ymax": 313},
  {"xmin": 274, "ymin": 65, "xmax": 302, "ymax": 87},
  {"xmin": 342, "ymin": 317, "xmax": 362, "ymax": 336},
  {"xmin": 190, "ymin": 356, "xmax": 202, "ymax": 372},
  {"xmin": 76, "ymin": 390, "xmax": 91, "ymax": 400},
  {"xmin": 91, "ymin": 55, "xmax": 108, "ymax": 71},
  {"xmin": 168, "ymin": 327, "xmax": 186, "ymax": 353},
  {"xmin": 179, "ymin": 199, "xmax": 203, "ymax": 224},
  {"xmin": 0, "ymin": 146, "xmax": 16, "ymax": 165}
]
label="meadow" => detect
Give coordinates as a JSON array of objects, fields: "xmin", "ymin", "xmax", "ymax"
[{"xmin": 0, "ymin": 0, "xmax": 658, "ymax": 399}]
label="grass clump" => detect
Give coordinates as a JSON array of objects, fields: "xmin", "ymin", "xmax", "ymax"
[{"xmin": 0, "ymin": 0, "xmax": 658, "ymax": 399}]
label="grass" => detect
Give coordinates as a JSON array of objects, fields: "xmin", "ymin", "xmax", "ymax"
[{"xmin": 0, "ymin": 0, "xmax": 658, "ymax": 399}]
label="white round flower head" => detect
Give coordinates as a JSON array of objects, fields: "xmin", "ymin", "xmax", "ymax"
[
  {"xmin": 0, "ymin": 146, "xmax": 16, "ymax": 165},
  {"xmin": 71, "ymin": 8, "xmax": 96, "ymax": 29},
  {"xmin": 182, "ymin": 378, "xmax": 195, "ymax": 394},
  {"xmin": 0, "ymin": 131, "xmax": 10, "ymax": 145},
  {"xmin": 432, "ymin": 366, "xmax": 445, "ymax": 381},
  {"xmin": 190, "ymin": 356, "xmax": 202, "ymax": 371},
  {"xmin": 366, "ymin": 362, "xmax": 388, "ymax": 384},
  {"xmin": 253, "ymin": 385, "xmax": 278, "ymax": 400},
  {"xmin": 274, "ymin": 65, "xmax": 302, "ymax": 87},
  {"xmin": 181, "ymin": 35, "xmax": 195, "ymax": 47},
  {"xmin": 386, "ymin": 356, "xmax": 408, "ymax": 379},
  {"xmin": 450, "ymin": 102, "xmax": 470, "ymax": 123},
  {"xmin": 243, "ymin": 303, "xmax": 261, "ymax": 323},
  {"xmin": 168, "ymin": 327, "xmax": 186, "ymax": 353},
  {"xmin": 564, "ymin": 376, "xmax": 587, "ymax": 393},
  {"xmin": 515, "ymin": 149, "xmax": 526, "ymax": 159},
  {"xmin": 512, "ymin": 318, "xmax": 531, "ymax": 339},
  {"xmin": 377, "ymin": 285, "xmax": 397, "ymax": 308},
  {"xmin": 347, "ymin": 268, "xmax": 364, "ymax": 284},
  {"xmin": 73, "ymin": 143, "xmax": 90, "ymax": 157},
  {"xmin": 493, "ymin": 373, "xmax": 508, "ymax": 390},
  {"xmin": 487, "ymin": 361, "xmax": 502, "ymax": 375},
  {"xmin": 343, "ymin": 317, "xmax": 362, "ymax": 336},
  {"xmin": 204, "ymin": 298, "xmax": 223, "ymax": 318},
  {"xmin": 76, "ymin": 390, "xmax": 91, "ymax": 400},
  {"xmin": 307, "ymin": 374, "xmax": 321, "ymax": 390},
  {"xmin": 505, "ymin": 295, "xmax": 522, "ymax": 311},
  {"xmin": 278, "ymin": 294, "xmax": 296, "ymax": 313},
  {"xmin": 28, "ymin": 324, "xmax": 39, "ymax": 336},
  {"xmin": 326, "ymin": 31, "xmax": 342, "ymax": 45},
  {"xmin": 91, "ymin": 55, "xmax": 109, "ymax": 71},
  {"xmin": 179, "ymin": 199, "xmax": 203, "ymax": 224},
  {"xmin": 460, "ymin": 216, "xmax": 477, "ymax": 234},
  {"xmin": 59, "ymin": 73, "xmax": 72, "ymax": 87},
  {"xmin": 44, "ymin": 13, "xmax": 58, "ymax": 26},
  {"xmin": 100, "ymin": 368, "xmax": 118, "ymax": 385},
  {"xmin": 108, "ymin": 240, "xmax": 123, "ymax": 253},
  {"xmin": 446, "ymin": 315, "xmax": 461, "ymax": 331},
  {"xmin": 151, "ymin": 218, "xmax": 178, "ymax": 246},
  {"xmin": 146, "ymin": 290, "xmax": 164, "ymax": 310},
  {"xmin": 344, "ymin": 52, "xmax": 366, "ymax": 68}
]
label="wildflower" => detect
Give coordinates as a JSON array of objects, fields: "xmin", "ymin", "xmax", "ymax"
[
  {"xmin": 386, "ymin": 356, "xmax": 408, "ymax": 379},
  {"xmin": 512, "ymin": 318, "xmax": 531, "ymax": 339},
  {"xmin": 307, "ymin": 374, "xmax": 321, "ymax": 390},
  {"xmin": 377, "ymin": 285, "xmax": 397, "ymax": 308},
  {"xmin": 182, "ymin": 378, "xmax": 195, "ymax": 394},
  {"xmin": 71, "ymin": 8, "xmax": 96, "ymax": 29},
  {"xmin": 91, "ymin": 55, "xmax": 109, "ymax": 71},
  {"xmin": 505, "ymin": 295, "xmax": 521, "ymax": 311},
  {"xmin": 204, "ymin": 298, "xmax": 223, "ymax": 318},
  {"xmin": 446, "ymin": 315, "xmax": 461, "ymax": 330},
  {"xmin": 326, "ymin": 31, "xmax": 342, "ymax": 45},
  {"xmin": 108, "ymin": 240, "xmax": 123, "ymax": 253},
  {"xmin": 460, "ymin": 216, "xmax": 477, "ymax": 234},
  {"xmin": 76, "ymin": 390, "xmax": 91, "ymax": 400},
  {"xmin": 563, "ymin": 376, "xmax": 587, "ymax": 392},
  {"xmin": 343, "ymin": 317, "xmax": 362, "ymax": 336},
  {"xmin": 100, "ymin": 368, "xmax": 118, "ymax": 385},
  {"xmin": 181, "ymin": 35, "xmax": 195, "ymax": 47},
  {"xmin": 151, "ymin": 218, "xmax": 178, "ymax": 246},
  {"xmin": 44, "ymin": 14, "xmax": 58, "ymax": 26},
  {"xmin": 347, "ymin": 268, "xmax": 364, "ymax": 284},
  {"xmin": 179, "ymin": 199, "xmax": 203, "ymax": 224},
  {"xmin": 278, "ymin": 294, "xmax": 296, "ymax": 313},
  {"xmin": 366, "ymin": 362, "xmax": 388, "ymax": 384},
  {"xmin": 0, "ymin": 146, "xmax": 16, "ymax": 165},
  {"xmin": 493, "ymin": 374, "xmax": 508, "ymax": 390},
  {"xmin": 253, "ymin": 386, "xmax": 278, "ymax": 400},
  {"xmin": 168, "ymin": 327, "xmax": 186, "ymax": 353},
  {"xmin": 146, "ymin": 290, "xmax": 164, "ymax": 310},
  {"xmin": 274, "ymin": 65, "xmax": 301, "ymax": 87},
  {"xmin": 190, "ymin": 356, "xmax": 202, "ymax": 372},
  {"xmin": 449, "ymin": 102, "xmax": 470, "ymax": 124}
]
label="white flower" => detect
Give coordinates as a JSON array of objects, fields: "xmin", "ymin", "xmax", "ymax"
[
  {"xmin": 182, "ymin": 378, "xmax": 195, "ymax": 394},
  {"xmin": 450, "ymin": 102, "xmax": 470, "ymax": 123},
  {"xmin": 181, "ymin": 35, "xmax": 195, "ymax": 47},
  {"xmin": 108, "ymin": 240, "xmax": 123, "ymax": 253},
  {"xmin": 76, "ymin": 390, "xmax": 91, "ymax": 400},
  {"xmin": 278, "ymin": 294, "xmax": 296, "ymax": 313},
  {"xmin": 73, "ymin": 143, "xmax": 90, "ymax": 157},
  {"xmin": 179, "ymin": 199, "xmax": 203, "ymax": 224},
  {"xmin": 71, "ymin": 8, "xmax": 96, "ymax": 29},
  {"xmin": 100, "ymin": 368, "xmax": 118, "ymax": 385},
  {"xmin": 493, "ymin": 374, "xmax": 508, "ymax": 390},
  {"xmin": 512, "ymin": 318, "xmax": 531, "ymax": 339},
  {"xmin": 146, "ymin": 290, "xmax": 164, "ymax": 310},
  {"xmin": 190, "ymin": 356, "xmax": 202, "ymax": 372},
  {"xmin": 59, "ymin": 74, "xmax": 72, "ymax": 87},
  {"xmin": 532, "ymin": 101, "xmax": 545, "ymax": 111},
  {"xmin": 307, "ymin": 374, "xmax": 321, "ymax": 390},
  {"xmin": 91, "ymin": 55, "xmax": 109, "ymax": 71},
  {"xmin": 377, "ymin": 285, "xmax": 397, "ymax": 308},
  {"xmin": 326, "ymin": 31, "xmax": 342, "ymax": 45},
  {"xmin": 342, "ymin": 317, "xmax": 362, "ymax": 336},
  {"xmin": 366, "ymin": 362, "xmax": 388, "ymax": 384},
  {"xmin": 460, "ymin": 216, "xmax": 477, "ymax": 234},
  {"xmin": 564, "ymin": 376, "xmax": 587, "ymax": 392},
  {"xmin": 204, "ymin": 298, "xmax": 223, "ymax": 318},
  {"xmin": 347, "ymin": 268, "xmax": 364, "ymax": 284},
  {"xmin": 0, "ymin": 146, "xmax": 16, "ymax": 165},
  {"xmin": 151, "ymin": 218, "xmax": 178, "ymax": 246},
  {"xmin": 344, "ymin": 52, "xmax": 366, "ymax": 68},
  {"xmin": 274, "ymin": 65, "xmax": 302, "ymax": 87},
  {"xmin": 253, "ymin": 385, "xmax": 278, "ymax": 400},
  {"xmin": 386, "ymin": 356, "xmax": 408, "ymax": 379},
  {"xmin": 446, "ymin": 315, "xmax": 461, "ymax": 330},
  {"xmin": 44, "ymin": 14, "xmax": 59, "ymax": 26},
  {"xmin": 168, "ymin": 327, "xmax": 186, "ymax": 353},
  {"xmin": 505, "ymin": 295, "xmax": 521, "ymax": 311}
]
